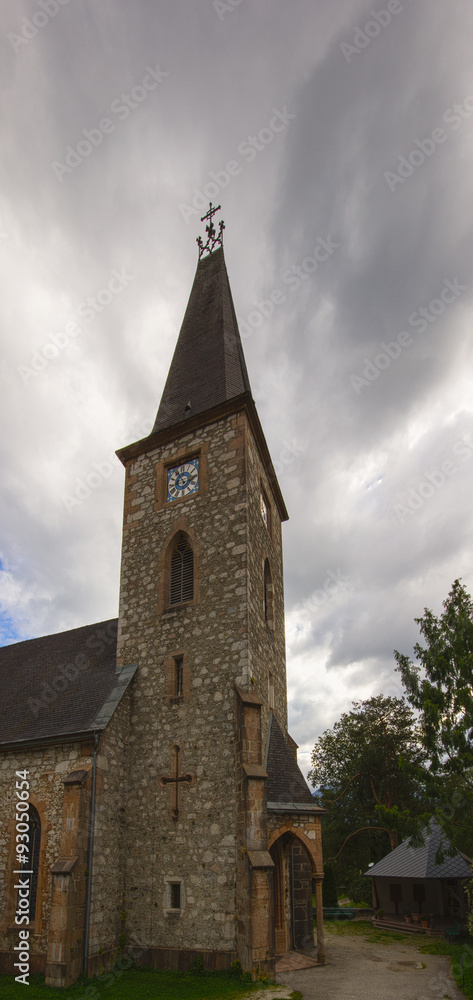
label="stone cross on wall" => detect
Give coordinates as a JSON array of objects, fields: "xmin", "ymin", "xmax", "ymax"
[{"xmin": 159, "ymin": 744, "xmax": 194, "ymax": 820}]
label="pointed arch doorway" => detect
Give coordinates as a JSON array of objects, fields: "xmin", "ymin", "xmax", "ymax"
[{"xmin": 269, "ymin": 831, "xmax": 316, "ymax": 957}]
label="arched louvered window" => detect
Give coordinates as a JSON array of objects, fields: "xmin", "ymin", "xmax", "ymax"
[
  {"xmin": 17, "ymin": 805, "xmax": 40, "ymax": 922},
  {"xmin": 264, "ymin": 559, "xmax": 273, "ymax": 627},
  {"xmin": 169, "ymin": 535, "xmax": 194, "ymax": 605}
]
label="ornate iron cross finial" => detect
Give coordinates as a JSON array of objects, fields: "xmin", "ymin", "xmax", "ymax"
[
  {"xmin": 159, "ymin": 744, "xmax": 194, "ymax": 820},
  {"xmin": 196, "ymin": 202, "xmax": 225, "ymax": 258}
]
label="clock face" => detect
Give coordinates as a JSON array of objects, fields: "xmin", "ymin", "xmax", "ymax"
[{"xmin": 167, "ymin": 459, "xmax": 199, "ymax": 502}]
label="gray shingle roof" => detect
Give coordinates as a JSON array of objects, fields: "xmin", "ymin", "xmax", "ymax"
[
  {"xmin": 365, "ymin": 818, "xmax": 472, "ymax": 879},
  {"xmin": 152, "ymin": 245, "xmax": 251, "ymax": 433},
  {"xmin": 266, "ymin": 714, "xmax": 323, "ymax": 809},
  {"xmin": 0, "ymin": 619, "xmax": 134, "ymax": 747}
]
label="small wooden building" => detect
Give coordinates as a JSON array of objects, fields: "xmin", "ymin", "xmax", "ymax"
[{"xmin": 364, "ymin": 819, "xmax": 471, "ymax": 926}]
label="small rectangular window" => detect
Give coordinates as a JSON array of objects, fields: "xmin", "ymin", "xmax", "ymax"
[
  {"xmin": 170, "ymin": 882, "xmax": 181, "ymax": 909},
  {"xmin": 175, "ymin": 657, "xmax": 184, "ymax": 697},
  {"xmin": 263, "ymin": 560, "xmax": 273, "ymax": 627}
]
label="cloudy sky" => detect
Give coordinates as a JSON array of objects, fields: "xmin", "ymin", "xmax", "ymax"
[{"xmin": 1, "ymin": 0, "xmax": 472, "ymax": 777}]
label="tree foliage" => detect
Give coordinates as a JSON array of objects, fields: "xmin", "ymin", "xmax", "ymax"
[
  {"xmin": 394, "ymin": 578, "xmax": 473, "ymax": 783},
  {"xmin": 467, "ymin": 881, "xmax": 473, "ymax": 936},
  {"xmin": 307, "ymin": 581, "xmax": 473, "ymax": 896},
  {"xmin": 394, "ymin": 578, "xmax": 473, "ymax": 855},
  {"xmin": 308, "ymin": 695, "xmax": 428, "ymax": 874}
]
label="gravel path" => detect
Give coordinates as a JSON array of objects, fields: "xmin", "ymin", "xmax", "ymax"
[{"xmin": 272, "ymin": 931, "xmax": 465, "ymax": 1000}]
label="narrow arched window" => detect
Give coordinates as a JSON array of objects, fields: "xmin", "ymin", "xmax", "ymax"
[
  {"xmin": 264, "ymin": 559, "xmax": 273, "ymax": 627},
  {"xmin": 17, "ymin": 805, "xmax": 41, "ymax": 923},
  {"xmin": 268, "ymin": 671, "xmax": 275, "ymax": 709},
  {"xmin": 169, "ymin": 535, "xmax": 194, "ymax": 605}
]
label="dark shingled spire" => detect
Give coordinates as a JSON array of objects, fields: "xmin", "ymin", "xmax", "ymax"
[{"xmin": 152, "ymin": 245, "xmax": 251, "ymax": 434}]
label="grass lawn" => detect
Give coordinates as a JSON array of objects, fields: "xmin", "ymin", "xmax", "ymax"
[
  {"xmin": 325, "ymin": 919, "xmax": 473, "ymax": 999},
  {"xmin": 0, "ymin": 966, "xmax": 301, "ymax": 1000},
  {"xmin": 325, "ymin": 919, "xmax": 413, "ymax": 945}
]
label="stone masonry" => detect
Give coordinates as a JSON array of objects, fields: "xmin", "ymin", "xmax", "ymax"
[
  {"xmin": 0, "ymin": 688, "xmax": 132, "ymax": 984},
  {"xmin": 0, "ymin": 741, "xmax": 91, "ymax": 976},
  {"xmin": 116, "ymin": 406, "xmax": 287, "ymax": 972}
]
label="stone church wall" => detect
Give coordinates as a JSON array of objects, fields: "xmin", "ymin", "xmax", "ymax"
[
  {"xmin": 0, "ymin": 739, "xmax": 93, "ymax": 972},
  {"xmin": 86, "ymin": 687, "xmax": 132, "ymax": 972},
  {"xmin": 117, "ymin": 412, "xmax": 253, "ymax": 960},
  {"xmin": 244, "ymin": 421, "xmax": 287, "ymax": 752},
  {"xmin": 115, "ymin": 401, "xmax": 292, "ymax": 969}
]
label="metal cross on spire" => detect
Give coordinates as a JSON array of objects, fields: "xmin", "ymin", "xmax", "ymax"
[
  {"xmin": 159, "ymin": 744, "xmax": 194, "ymax": 820},
  {"xmin": 196, "ymin": 202, "xmax": 225, "ymax": 258}
]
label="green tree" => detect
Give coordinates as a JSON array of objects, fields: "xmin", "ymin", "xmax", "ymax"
[
  {"xmin": 308, "ymin": 695, "xmax": 429, "ymax": 875},
  {"xmin": 467, "ymin": 881, "xmax": 473, "ymax": 935},
  {"xmin": 394, "ymin": 578, "xmax": 473, "ymax": 856}
]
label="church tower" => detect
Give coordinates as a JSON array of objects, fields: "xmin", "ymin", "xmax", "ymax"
[{"xmin": 115, "ymin": 208, "xmax": 325, "ymax": 974}]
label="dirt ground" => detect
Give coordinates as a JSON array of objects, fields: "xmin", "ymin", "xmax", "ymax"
[{"xmin": 271, "ymin": 929, "xmax": 465, "ymax": 1000}]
